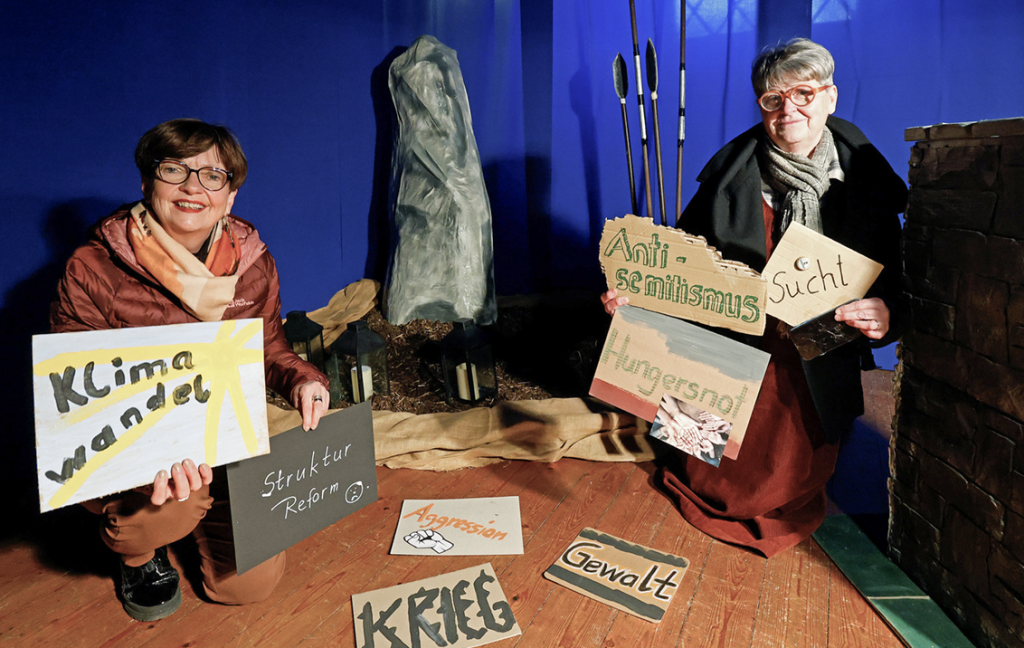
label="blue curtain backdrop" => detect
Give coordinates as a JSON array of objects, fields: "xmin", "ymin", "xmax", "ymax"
[{"xmin": 2, "ymin": 0, "xmax": 1023, "ymax": 355}]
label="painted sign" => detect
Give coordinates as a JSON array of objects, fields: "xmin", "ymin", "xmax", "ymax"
[
  {"xmin": 391, "ymin": 497, "xmax": 524, "ymax": 556},
  {"xmin": 760, "ymin": 223, "xmax": 883, "ymax": 326},
  {"xmin": 590, "ymin": 305, "xmax": 769, "ymax": 457},
  {"xmin": 544, "ymin": 527, "xmax": 689, "ymax": 623},
  {"xmin": 599, "ymin": 214, "xmax": 767, "ymax": 335},
  {"xmin": 353, "ymin": 564, "xmax": 521, "ymax": 648},
  {"xmin": 32, "ymin": 319, "xmax": 269, "ymax": 512},
  {"xmin": 226, "ymin": 402, "xmax": 378, "ymax": 574}
]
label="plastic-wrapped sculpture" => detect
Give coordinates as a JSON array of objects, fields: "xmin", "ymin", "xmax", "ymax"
[{"xmin": 384, "ymin": 35, "xmax": 497, "ymax": 326}]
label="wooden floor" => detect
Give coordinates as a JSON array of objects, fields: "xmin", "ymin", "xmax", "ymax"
[{"xmin": 1, "ymin": 456, "xmax": 904, "ymax": 648}]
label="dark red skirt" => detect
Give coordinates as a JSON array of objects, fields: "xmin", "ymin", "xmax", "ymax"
[{"xmin": 657, "ymin": 319, "xmax": 839, "ymax": 558}]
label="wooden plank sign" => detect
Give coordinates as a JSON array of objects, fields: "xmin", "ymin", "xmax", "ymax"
[
  {"xmin": 760, "ymin": 222, "xmax": 883, "ymax": 326},
  {"xmin": 353, "ymin": 564, "xmax": 521, "ymax": 648},
  {"xmin": 590, "ymin": 305, "xmax": 769, "ymax": 458},
  {"xmin": 226, "ymin": 402, "xmax": 378, "ymax": 574},
  {"xmin": 391, "ymin": 497, "xmax": 524, "ymax": 556},
  {"xmin": 543, "ymin": 527, "xmax": 689, "ymax": 623},
  {"xmin": 599, "ymin": 214, "xmax": 767, "ymax": 335},
  {"xmin": 32, "ymin": 319, "xmax": 269, "ymax": 512}
]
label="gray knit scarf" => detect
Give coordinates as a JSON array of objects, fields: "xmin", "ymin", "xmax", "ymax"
[{"xmin": 762, "ymin": 126, "xmax": 835, "ymax": 234}]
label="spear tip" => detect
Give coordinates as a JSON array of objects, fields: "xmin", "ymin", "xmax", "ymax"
[{"xmin": 613, "ymin": 53, "xmax": 629, "ymax": 98}]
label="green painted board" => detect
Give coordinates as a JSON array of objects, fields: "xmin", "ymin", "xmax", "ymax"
[{"xmin": 813, "ymin": 515, "xmax": 973, "ymax": 648}]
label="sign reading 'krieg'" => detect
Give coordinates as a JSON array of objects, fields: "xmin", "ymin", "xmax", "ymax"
[
  {"xmin": 760, "ymin": 222, "xmax": 883, "ymax": 326},
  {"xmin": 544, "ymin": 527, "xmax": 690, "ymax": 623},
  {"xmin": 32, "ymin": 319, "xmax": 269, "ymax": 512},
  {"xmin": 590, "ymin": 305, "xmax": 769, "ymax": 458},
  {"xmin": 353, "ymin": 564, "xmax": 521, "ymax": 648},
  {"xmin": 599, "ymin": 214, "xmax": 767, "ymax": 335}
]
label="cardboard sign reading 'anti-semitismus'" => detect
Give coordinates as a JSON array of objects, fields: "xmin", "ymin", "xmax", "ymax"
[
  {"xmin": 353, "ymin": 564, "xmax": 520, "ymax": 648},
  {"xmin": 760, "ymin": 223, "xmax": 883, "ymax": 326},
  {"xmin": 32, "ymin": 319, "xmax": 268, "ymax": 512},
  {"xmin": 544, "ymin": 528, "xmax": 689, "ymax": 623},
  {"xmin": 599, "ymin": 214, "xmax": 767, "ymax": 335},
  {"xmin": 591, "ymin": 305, "xmax": 769, "ymax": 458},
  {"xmin": 391, "ymin": 497, "xmax": 524, "ymax": 555},
  {"xmin": 226, "ymin": 403, "xmax": 377, "ymax": 574}
]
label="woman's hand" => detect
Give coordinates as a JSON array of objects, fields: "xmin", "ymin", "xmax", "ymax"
[
  {"xmin": 835, "ymin": 298, "xmax": 890, "ymax": 340},
  {"xmin": 292, "ymin": 380, "xmax": 330, "ymax": 431},
  {"xmin": 601, "ymin": 289, "xmax": 629, "ymax": 316},
  {"xmin": 150, "ymin": 458, "xmax": 213, "ymax": 506}
]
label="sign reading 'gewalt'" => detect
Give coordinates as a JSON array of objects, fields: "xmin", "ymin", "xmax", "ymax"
[{"xmin": 599, "ymin": 214, "xmax": 767, "ymax": 335}]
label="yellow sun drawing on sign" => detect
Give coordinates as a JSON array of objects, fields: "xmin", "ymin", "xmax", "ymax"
[{"xmin": 33, "ymin": 320, "xmax": 264, "ymax": 509}]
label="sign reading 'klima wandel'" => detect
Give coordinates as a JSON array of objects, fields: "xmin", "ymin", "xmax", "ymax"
[
  {"xmin": 32, "ymin": 319, "xmax": 269, "ymax": 512},
  {"xmin": 599, "ymin": 214, "xmax": 767, "ymax": 335}
]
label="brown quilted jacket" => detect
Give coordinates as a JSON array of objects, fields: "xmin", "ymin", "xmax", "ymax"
[{"xmin": 50, "ymin": 203, "xmax": 328, "ymax": 399}]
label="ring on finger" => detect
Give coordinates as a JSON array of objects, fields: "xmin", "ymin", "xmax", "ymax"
[{"xmin": 312, "ymin": 395, "xmax": 324, "ymax": 402}]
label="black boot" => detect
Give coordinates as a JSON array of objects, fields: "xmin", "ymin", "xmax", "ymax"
[{"xmin": 119, "ymin": 546, "xmax": 182, "ymax": 621}]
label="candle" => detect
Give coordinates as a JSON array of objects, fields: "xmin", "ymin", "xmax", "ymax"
[
  {"xmin": 350, "ymin": 365, "xmax": 374, "ymax": 403},
  {"xmin": 456, "ymin": 362, "xmax": 479, "ymax": 401}
]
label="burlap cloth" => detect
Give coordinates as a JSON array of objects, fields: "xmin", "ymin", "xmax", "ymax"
[{"xmin": 273, "ymin": 280, "xmax": 654, "ymax": 471}]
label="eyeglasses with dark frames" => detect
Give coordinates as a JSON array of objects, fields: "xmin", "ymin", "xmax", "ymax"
[
  {"xmin": 153, "ymin": 159, "xmax": 234, "ymax": 191},
  {"xmin": 758, "ymin": 84, "xmax": 833, "ymax": 112}
]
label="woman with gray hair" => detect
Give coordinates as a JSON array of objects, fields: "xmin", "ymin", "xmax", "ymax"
[{"xmin": 603, "ymin": 38, "xmax": 906, "ymax": 557}]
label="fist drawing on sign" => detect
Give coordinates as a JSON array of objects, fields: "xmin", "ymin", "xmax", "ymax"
[{"xmin": 404, "ymin": 529, "xmax": 455, "ymax": 554}]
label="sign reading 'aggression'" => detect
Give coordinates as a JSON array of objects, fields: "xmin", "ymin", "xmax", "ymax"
[{"xmin": 32, "ymin": 319, "xmax": 269, "ymax": 512}]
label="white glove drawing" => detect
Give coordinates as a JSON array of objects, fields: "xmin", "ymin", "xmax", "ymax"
[{"xmin": 404, "ymin": 529, "xmax": 455, "ymax": 554}]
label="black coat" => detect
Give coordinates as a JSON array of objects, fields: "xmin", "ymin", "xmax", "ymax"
[{"xmin": 679, "ymin": 116, "xmax": 908, "ymax": 443}]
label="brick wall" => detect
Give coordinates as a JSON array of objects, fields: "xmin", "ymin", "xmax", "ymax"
[{"xmin": 892, "ymin": 117, "xmax": 1024, "ymax": 648}]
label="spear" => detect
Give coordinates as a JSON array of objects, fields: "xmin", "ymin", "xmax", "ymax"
[
  {"xmin": 646, "ymin": 38, "xmax": 667, "ymax": 226},
  {"xmin": 613, "ymin": 54, "xmax": 639, "ymax": 216},
  {"xmin": 676, "ymin": 0, "xmax": 687, "ymax": 225},
  {"xmin": 628, "ymin": 0, "xmax": 654, "ymax": 220}
]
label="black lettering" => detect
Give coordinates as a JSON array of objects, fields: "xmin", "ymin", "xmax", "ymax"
[
  {"xmin": 45, "ymin": 454, "xmax": 78, "ymax": 484},
  {"xmin": 818, "ymin": 259, "xmax": 839, "ymax": 291},
  {"xmin": 473, "ymin": 569, "xmax": 515, "ymax": 632},
  {"xmin": 112, "ymin": 357, "xmax": 125, "ymax": 386},
  {"xmin": 356, "ymin": 599, "xmax": 408, "ymax": 648},
  {"xmin": 173, "ymin": 383, "xmax": 192, "ymax": 405},
  {"xmin": 653, "ymin": 569, "xmax": 680, "ymax": 600},
  {"xmin": 49, "ymin": 367, "xmax": 87, "ymax": 413},
  {"xmin": 83, "ymin": 361, "xmax": 110, "ymax": 398},
  {"xmin": 453, "ymin": 580, "xmax": 486, "ymax": 640},
  {"xmin": 147, "ymin": 383, "xmax": 165, "ymax": 411},
  {"xmin": 193, "ymin": 375, "xmax": 210, "ymax": 403},
  {"xmin": 121, "ymin": 408, "xmax": 143, "ymax": 429},
  {"xmin": 130, "ymin": 360, "xmax": 167, "ymax": 384},
  {"xmin": 172, "ymin": 350, "xmax": 195, "ymax": 370},
  {"xmin": 407, "ymin": 587, "xmax": 443, "ymax": 648},
  {"xmin": 437, "ymin": 587, "xmax": 459, "ymax": 644},
  {"xmin": 91, "ymin": 425, "xmax": 116, "ymax": 452}
]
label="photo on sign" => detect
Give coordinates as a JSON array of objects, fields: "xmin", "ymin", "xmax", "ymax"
[
  {"xmin": 650, "ymin": 394, "xmax": 731, "ymax": 467},
  {"xmin": 352, "ymin": 563, "xmax": 520, "ymax": 648},
  {"xmin": 391, "ymin": 497, "xmax": 524, "ymax": 556},
  {"xmin": 32, "ymin": 319, "xmax": 269, "ymax": 512}
]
